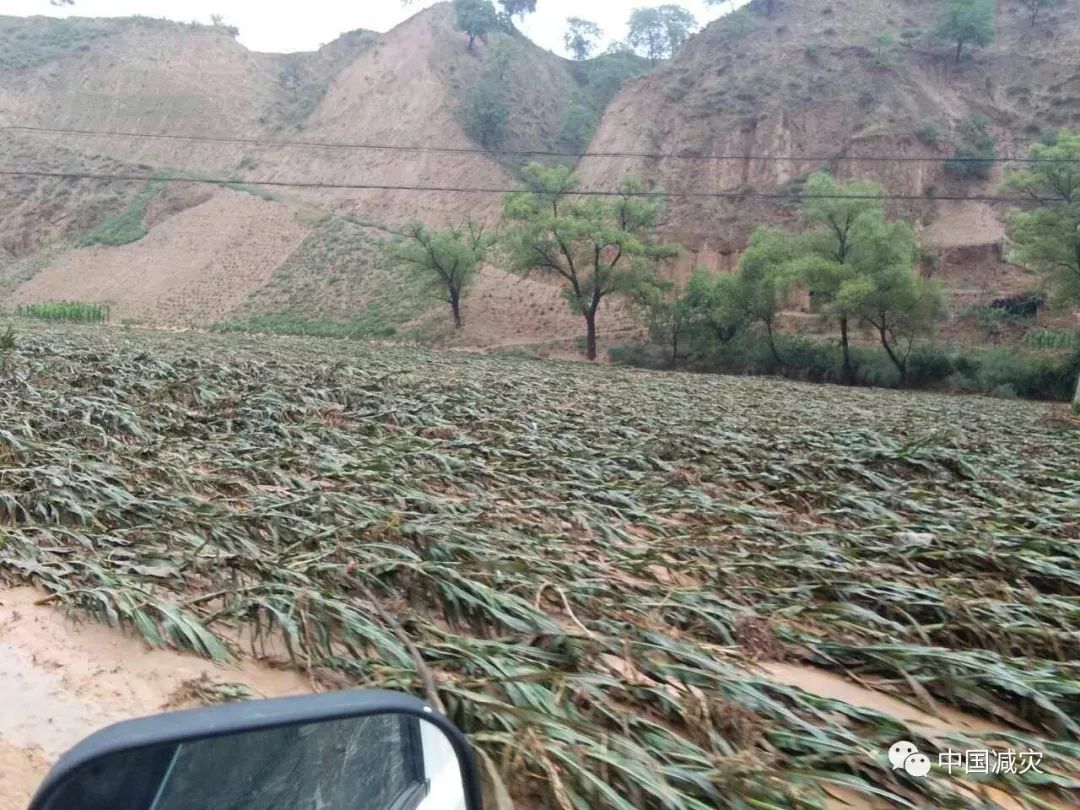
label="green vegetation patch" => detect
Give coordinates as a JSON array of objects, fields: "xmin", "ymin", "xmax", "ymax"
[
  {"xmin": 451, "ymin": 33, "xmax": 649, "ymax": 170},
  {"xmin": 15, "ymin": 301, "xmax": 108, "ymax": 322},
  {"xmin": 79, "ymin": 182, "xmax": 162, "ymax": 247},
  {"xmin": 227, "ymin": 217, "xmax": 433, "ymax": 336},
  {"xmin": 1, "ymin": 323, "xmax": 1077, "ymax": 809}
]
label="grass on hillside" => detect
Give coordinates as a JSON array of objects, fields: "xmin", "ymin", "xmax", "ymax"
[
  {"xmin": 79, "ymin": 182, "xmax": 162, "ymax": 248},
  {"xmin": 0, "ymin": 17, "xmax": 124, "ymax": 71},
  {"xmin": 0, "ymin": 323, "xmax": 1077, "ymax": 809},
  {"xmin": 224, "ymin": 217, "xmax": 433, "ymax": 336}
]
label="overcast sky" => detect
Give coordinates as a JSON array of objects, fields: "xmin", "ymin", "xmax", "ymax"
[{"xmin": 5, "ymin": 0, "xmax": 750, "ymax": 56}]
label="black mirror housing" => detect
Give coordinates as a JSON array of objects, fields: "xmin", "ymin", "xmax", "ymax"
[{"xmin": 30, "ymin": 690, "xmax": 484, "ymax": 810}]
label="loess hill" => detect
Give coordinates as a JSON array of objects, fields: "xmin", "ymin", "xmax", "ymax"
[{"xmin": 2, "ymin": 0, "xmax": 1079, "ymax": 344}]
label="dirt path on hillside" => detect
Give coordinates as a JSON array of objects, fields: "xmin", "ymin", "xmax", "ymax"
[{"xmin": 0, "ymin": 587, "xmax": 310, "ymax": 810}]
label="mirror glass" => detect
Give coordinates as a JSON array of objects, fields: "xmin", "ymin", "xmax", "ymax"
[{"xmin": 38, "ymin": 712, "xmax": 468, "ymax": 810}]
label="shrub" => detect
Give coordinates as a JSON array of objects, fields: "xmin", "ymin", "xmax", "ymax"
[
  {"xmin": 852, "ymin": 349, "xmax": 902, "ymax": 388},
  {"xmin": 773, "ymin": 335, "xmax": 841, "ymax": 382},
  {"xmin": 918, "ymin": 122, "xmax": 941, "ymax": 146},
  {"xmin": 459, "ymin": 78, "xmax": 509, "ymax": 149},
  {"xmin": 559, "ymin": 105, "xmax": 597, "ymax": 151},
  {"xmin": 609, "ymin": 329, "xmax": 1080, "ymax": 404},
  {"xmin": 944, "ymin": 121, "xmax": 996, "ymax": 180},
  {"xmin": 972, "ymin": 348, "xmax": 1080, "ymax": 400},
  {"xmin": 944, "ymin": 142, "xmax": 996, "ymax": 179},
  {"xmin": 907, "ymin": 345, "xmax": 956, "ymax": 385},
  {"xmin": 608, "ymin": 343, "xmax": 671, "ymax": 370}
]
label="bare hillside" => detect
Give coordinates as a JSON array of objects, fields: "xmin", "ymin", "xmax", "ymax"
[
  {"xmin": 579, "ymin": 0, "xmax": 1080, "ymax": 302},
  {"xmin": 0, "ymin": 5, "xmax": 619, "ymax": 338}
]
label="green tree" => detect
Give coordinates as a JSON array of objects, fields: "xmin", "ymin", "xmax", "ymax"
[
  {"xmin": 715, "ymin": 228, "xmax": 798, "ymax": 365},
  {"xmin": 386, "ymin": 221, "xmax": 494, "ymax": 329},
  {"xmin": 934, "ymin": 0, "xmax": 994, "ymax": 64},
  {"xmin": 460, "ymin": 77, "xmax": 509, "ymax": 148},
  {"xmin": 453, "ymin": 0, "xmax": 499, "ymax": 51},
  {"xmin": 1004, "ymin": 132, "xmax": 1080, "ymax": 410},
  {"xmin": 834, "ymin": 219, "xmax": 946, "ymax": 384},
  {"xmin": 499, "ymin": 0, "xmax": 537, "ymax": 21},
  {"xmin": 627, "ymin": 6, "xmax": 697, "ymax": 64},
  {"xmin": 633, "ymin": 278, "xmax": 701, "ymax": 367},
  {"xmin": 504, "ymin": 164, "xmax": 678, "ymax": 360},
  {"xmin": 1020, "ymin": 0, "xmax": 1064, "ymax": 27},
  {"xmin": 791, "ymin": 172, "xmax": 887, "ymax": 383},
  {"xmin": 565, "ymin": 17, "xmax": 603, "ymax": 60}
]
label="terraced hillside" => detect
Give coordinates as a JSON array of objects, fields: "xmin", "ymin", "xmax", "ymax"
[{"xmin": 0, "ymin": 322, "xmax": 1077, "ymax": 808}]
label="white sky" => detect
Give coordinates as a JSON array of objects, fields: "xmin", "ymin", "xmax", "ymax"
[{"xmin": 4, "ymin": 0, "xmax": 750, "ymax": 56}]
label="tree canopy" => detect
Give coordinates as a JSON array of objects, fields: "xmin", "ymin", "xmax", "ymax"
[
  {"xmin": 1005, "ymin": 132, "xmax": 1080, "ymax": 305},
  {"xmin": 933, "ymin": 0, "xmax": 994, "ymax": 63},
  {"xmin": 498, "ymin": 0, "xmax": 537, "ymax": 21},
  {"xmin": 503, "ymin": 164, "xmax": 678, "ymax": 359},
  {"xmin": 564, "ymin": 17, "xmax": 603, "ymax": 61},
  {"xmin": 386, "ymin": 221, "xmax": 494, "ymax": 329},
  {"xmin": 1020, "ymin": 0, "xmax": 1064, "ymax": 27},
  {"xmin": 627, "ymin": 5, "xmax": 697, "ymax": 64},
  {"xmin": 453, "ymin": 0, "xmax": 500, "ymax": 51},
  {"xmin": 784, "ymin": 173, "xmax": 943, "ymax": 383}
]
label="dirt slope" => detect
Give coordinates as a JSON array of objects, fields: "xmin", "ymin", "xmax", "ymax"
[
  {"xmin": 12, "ymin": 188, "xmax": 309, "ymax": 325},
  {"xmin": 0, "ymin": 6, "xmax": 621, "ymax": 345},
  {"xmin": 579, "ymin": 0, "xmax": 1080, "ymax": 301}
]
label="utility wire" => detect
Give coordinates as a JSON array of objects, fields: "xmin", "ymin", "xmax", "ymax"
[
  {"xmin": 0, "ymin": 168, "xmax": 1053, "ymax": 203},
  {"xmin": 2, "ymin": 124, "xmax": 1077, "ymax": 164}
]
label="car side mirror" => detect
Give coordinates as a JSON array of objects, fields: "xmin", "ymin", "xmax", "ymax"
[{"xmin": 29, "ymin": 690, "xmax": 483, "ymax": 810}]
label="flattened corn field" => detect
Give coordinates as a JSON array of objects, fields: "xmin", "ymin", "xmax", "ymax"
[{"xmin": 1, "ymin": 323, "xmax": 1078, "ymax": 809}]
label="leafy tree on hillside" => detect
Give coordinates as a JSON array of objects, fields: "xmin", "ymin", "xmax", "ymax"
[
  {"xmin": 453, "ymin": 0, "xmax": 500, "ymax": 51},
  {"xmin": 1020, "ymin": 0, "xmax": 1065, "ymax": 27},
  {"xmin": 1004, "ymin": 132, "xmax": 1080, "ymax": 410},
  {"xmin": 504, "ymin": 164, "xmax": 678, "ymax": 360},
  {"xmin": 934, "ymin": 0, "xmax": 995, "ymax": 64},
  {"xmin": 498, "ymin": 0, "xmax": 537, "ymax": 21},
  {"xmin": 459, "ymin": 76, "xmax": 509, "ymax": 147},
  {"xmin": 387, "ymin": 221, "xmax": 494, "ymax": 329},
  {"xmin": 565, "ymin": 17, "xmax": 603, "ymax": 60},
  {"xmin": 627, "ymin": 6, "xmax": 698, "ymax": 64}
]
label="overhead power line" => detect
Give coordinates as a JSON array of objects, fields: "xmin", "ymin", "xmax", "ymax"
[
  {"xmin": 0, "ymin": 168, "xmax": 1053, "ymax": 203},
  {"xmin": 3, "ymin": 124, "xmax": 1078, "ymax": 165}
]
